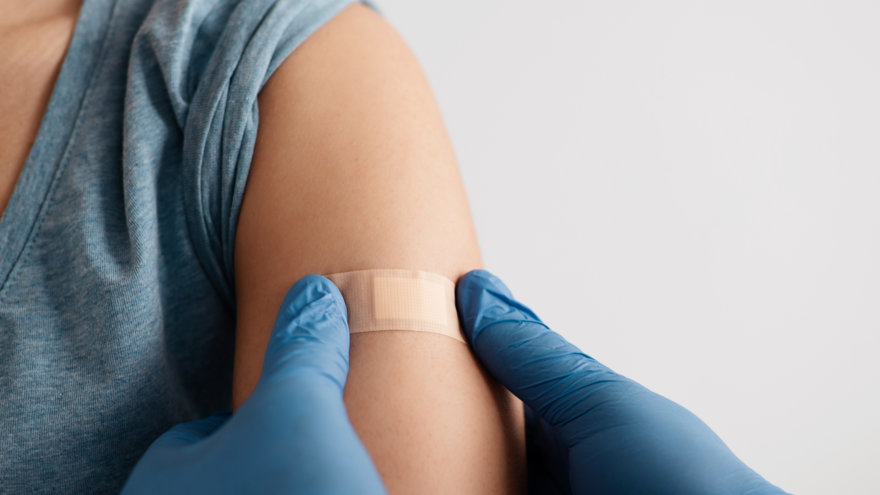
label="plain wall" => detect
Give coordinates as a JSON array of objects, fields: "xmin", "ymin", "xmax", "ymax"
[{"xmin": 373, "ymin": 1, "xmax": 880, "ymax": 493}]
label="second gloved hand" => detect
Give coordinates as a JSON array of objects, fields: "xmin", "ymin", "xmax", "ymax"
[
  {"xmin": 121, "ymin": 275, "xmax": 387, "ymax": 495},
  {"xmin": 456, "ymin": 269, "xmax": 789, "ymax": 495}
]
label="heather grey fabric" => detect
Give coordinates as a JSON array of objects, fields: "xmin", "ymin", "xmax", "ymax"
[{"xmin": 0, "ymin": 0, "xmax": 380, "ymax": 491}]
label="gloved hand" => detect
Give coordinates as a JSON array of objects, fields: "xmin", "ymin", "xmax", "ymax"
[
  {"xmin": 455, "ymin": 269, "xmax": 790, "ymax": 495},
  {"xmin": 121, "ymin": 275, "xmax": 387, "ymax": 495}
]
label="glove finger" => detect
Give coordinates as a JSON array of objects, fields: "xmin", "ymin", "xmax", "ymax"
[
  {"xmin": 524, "ymin": 403, "xmax": 572, "ymax": 495},
  {"xmin": 260, "ymin": 274, "xmax": 350, "ymax": 393},
  {"xmin": 152, "ymin": 410, "xmax": 233, "ymax": 449},
  {"xmin": 456, "ymin": 270, "xmax": 631, "ymax": 433}
]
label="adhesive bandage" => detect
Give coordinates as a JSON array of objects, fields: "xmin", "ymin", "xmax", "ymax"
[{"xmin": 325, "ymin": 269, "xmax": 466, "ymax": 344}]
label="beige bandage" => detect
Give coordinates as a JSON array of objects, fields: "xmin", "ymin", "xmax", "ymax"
[{"xmin": 325, "ymin": 269, "xmax": 466, "ymax": 344}]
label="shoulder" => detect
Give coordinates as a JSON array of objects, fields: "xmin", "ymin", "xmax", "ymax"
[
  {"xmin": 240, "ymin": 0, "xmax": 480, "ymax": 284},
  {"xmin": 131, "ymin": 0, "xmax": 380, "ymax": 121},
  {"xmin": 232, "ymin": 0, "xmax": 483, "ymax": 403}
]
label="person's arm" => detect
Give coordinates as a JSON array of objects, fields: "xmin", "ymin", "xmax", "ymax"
[{"xmin": 232, "ymin": 3, "xmax": 525, "ymax": 493}]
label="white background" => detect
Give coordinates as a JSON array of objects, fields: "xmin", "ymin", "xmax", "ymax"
[{"xmin": 374, "ymin": 0, "xmax": 879, "ymax": 493}]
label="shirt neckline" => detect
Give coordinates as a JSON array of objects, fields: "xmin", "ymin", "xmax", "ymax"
[{"xmin": 0, "ymin": 0, "xmax": 118, "ymax": 296}]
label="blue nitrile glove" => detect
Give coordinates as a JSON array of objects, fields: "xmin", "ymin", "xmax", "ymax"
[
  {"xmin": 121, "ymin": 274, "xmax": 387, "ymax": 495},
  {"xmin": 456, "ymin": 269, "xmax": 790, "ymax": 495}
]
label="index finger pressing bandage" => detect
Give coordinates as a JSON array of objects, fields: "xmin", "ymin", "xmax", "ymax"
[{"xmin": 325, "ymin": 269, "xmax": 466, "ymax": 344}]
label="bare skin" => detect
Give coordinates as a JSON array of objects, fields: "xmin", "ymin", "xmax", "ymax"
[
  {"xmin": 0, "ymin": 0, "xmax": 83, "ymax": 222},
  {"xmin": 234, "ymin": 3, "xmax": 526, "ymax": 493}
]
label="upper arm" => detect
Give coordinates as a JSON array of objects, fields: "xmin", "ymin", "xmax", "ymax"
[{"xmin": 232, "ymin": 3, "xmax": 524, "ymax": 493}]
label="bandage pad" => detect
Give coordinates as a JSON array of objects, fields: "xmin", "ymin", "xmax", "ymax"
[{"xmin": 325, "ymin": 269, "xmax": 466, "ymax": 344}]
